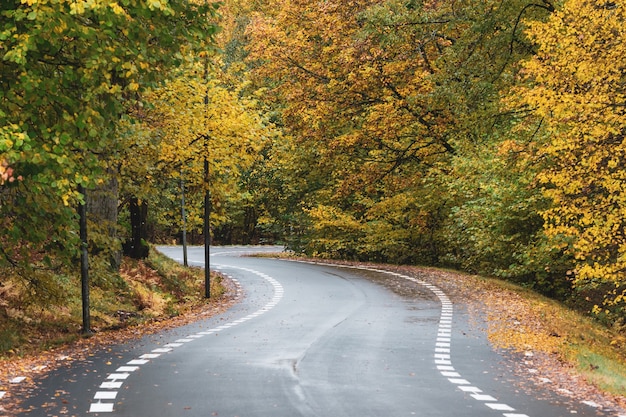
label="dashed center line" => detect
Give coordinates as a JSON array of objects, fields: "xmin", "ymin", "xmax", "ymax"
[{"xmin": 88, "ymin": 264, "xmax": 284, "ymax": 414}]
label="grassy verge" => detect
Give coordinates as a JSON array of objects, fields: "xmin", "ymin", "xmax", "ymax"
[
  {"xmin": 0, "ymin": 249, "xmax": 231, "ymax": 416},
  {"xmin": 474, "ymin": 277, "xmax": 626, "ymax": 397},
  {"xmin": 144, "ymin": 248, "xmax": 226, "ymax": 307},
  {"xmin": 0, "ymin": 248, "xmax": 226, "ymax": 358}
]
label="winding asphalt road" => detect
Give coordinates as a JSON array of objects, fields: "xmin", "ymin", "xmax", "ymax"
[{"xmin": 13, "ymin": 246, "xmax": 621, "ymax": 416}]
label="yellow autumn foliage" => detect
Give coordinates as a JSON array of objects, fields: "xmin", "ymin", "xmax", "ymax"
[
  {"xmin": 517, "ymin": 0, "xmax": 626, "ymax": 308},
  {"xmin": 305, "ymin": 205, "xmax": 366, "ymax": 258},
  {"xmin": 144, "ymin": 58, "xmax": 270, "ymax": 232}
]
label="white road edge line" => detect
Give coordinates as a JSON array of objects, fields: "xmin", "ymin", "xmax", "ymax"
[{"xmin": 88, "ymin": 264, "xmax": 284, "ymax": 414}]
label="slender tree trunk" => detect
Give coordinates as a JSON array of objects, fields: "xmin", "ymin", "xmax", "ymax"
[
  {"xmin": 78, "ymin": 184, "xmax": 91, "ymax": 336},
  {"xmin": 86, "ymin": 173, "xmax": 122, "ymax": 269},
  {"xmin": 125, "ymin": 197, "xmax": 149, "ymax": 259},
  {"xmin": 181, "ymin": 177, "xmax": 188, "ymax": 266},
  {"xmin": 204, "ymin": 157, "xmax": 211, "ymax": 298}
]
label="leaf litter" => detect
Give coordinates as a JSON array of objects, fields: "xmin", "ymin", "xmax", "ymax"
[{"xmin": 0, "ymin": 269, "xmax": 239, "ymax": 417}]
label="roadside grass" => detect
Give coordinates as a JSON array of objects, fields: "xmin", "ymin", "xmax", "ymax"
[
  {"xmin": 577, "ymin": 350, "xmax": 626, "ymax": 395},
  {"xmin": 0, "ymin": 248, "xmax": 225, "ymax": 358},
  {"xmin": 475, "ymin": 276, "xmax": 626, "ymax": 397},
  {"xmin": 551, "ymin": 307, "xmax": 626, "ymax": 397},
  {"xmin": 145, "ymin": 248, "xmax": 226, "ymax": 304}
]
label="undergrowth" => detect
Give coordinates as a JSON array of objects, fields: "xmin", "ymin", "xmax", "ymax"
[{"xmin": 0, "ymin": 248, "xmax": 225, "ymax": 358}]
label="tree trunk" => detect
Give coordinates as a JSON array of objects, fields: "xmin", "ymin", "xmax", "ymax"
[
  {"xmin": 86, "ymin": 173, "xmax": 122, "ymax": 270},
  {"xmin": 124, "ymin": 197, "xmax": 149, "ymax": 259}
]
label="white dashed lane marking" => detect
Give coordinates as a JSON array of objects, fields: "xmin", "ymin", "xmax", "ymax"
[
  {"xmin": 299, "ymin": 261, "xmax": 532, "ymax": 417},
  {"xmin": 394, "ymin": 269, "xmax": 531, "ymax": 417},
  {"xmin": 88, "ymin": 265, "xmax": 284, "ymax": 414}
]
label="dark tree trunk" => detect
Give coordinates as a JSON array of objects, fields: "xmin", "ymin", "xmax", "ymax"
[
  {"xmin": 86, "ymin": 174, "xmax": 122, "ymax": 270},
  {"xmin": 78, "ymin": 184, "xmax": 91, "ymax": 335},
  {"xmin": 124, "ymin": 197, "xmax": 149, "ymax": 259}
]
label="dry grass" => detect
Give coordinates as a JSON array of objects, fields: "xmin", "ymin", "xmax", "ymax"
[{"xmin": 0, "ymin": 250, "xmax": 235, "ymax": 416}]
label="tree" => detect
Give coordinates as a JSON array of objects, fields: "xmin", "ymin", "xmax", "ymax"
[
  {"xmin": 515, "ymin": 0, "xmax": 626, "ymax": 315},
  {"xmin": 133, "ymin": 58, "xmax": 273, "ymax": 245},
  {"xmin": 244, "ymin": 0, "xmax": 553, "ymax": 266},
  {"xmin": 0, "ymin": 0, "xmax": 218, "ymax": 301}
]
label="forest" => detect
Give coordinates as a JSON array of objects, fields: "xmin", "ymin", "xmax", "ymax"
[{"xmin": 1, "ymin": 0, "xmax": 625, "ymax": 330}]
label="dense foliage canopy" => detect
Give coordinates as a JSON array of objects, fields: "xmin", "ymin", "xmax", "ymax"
[
  {"xmin": 0, "ymin": 0, "xmax": 219, "ymax": 301},
  {"xmin": 238, "ymin": 0, "xmax": 626, "ymax": 321},
  {"xmin": 1, "ymin": 0, "xmax": 625, "ymax": 324}
]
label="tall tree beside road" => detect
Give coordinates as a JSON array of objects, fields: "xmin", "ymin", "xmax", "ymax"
[
  {"xmin": 245, "ymin": 0, "xmax": 554, "ymax": 270},
  {"xmin": 0, "ymin": 0, "xmax": 218, "ymax": 301},
  {"xmin": 513, "ymin": 0, "xmax": 626, "ymax": 315},
  {"xmin": 137, "ymin": 59, "xmax": 272, "ymax": 243}
]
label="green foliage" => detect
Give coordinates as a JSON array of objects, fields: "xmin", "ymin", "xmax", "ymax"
[
  {"xmin": 439, "ymin": 138, "xmax": 573, "ymax": 298},
  {"xmin": 0, "ymin": 0, "xmax": 219, "ymax": 303}
]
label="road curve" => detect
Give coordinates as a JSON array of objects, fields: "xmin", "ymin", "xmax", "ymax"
[{"xmin": 14, "ymin": 245, "xmax": 620, "ymax": 417}]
